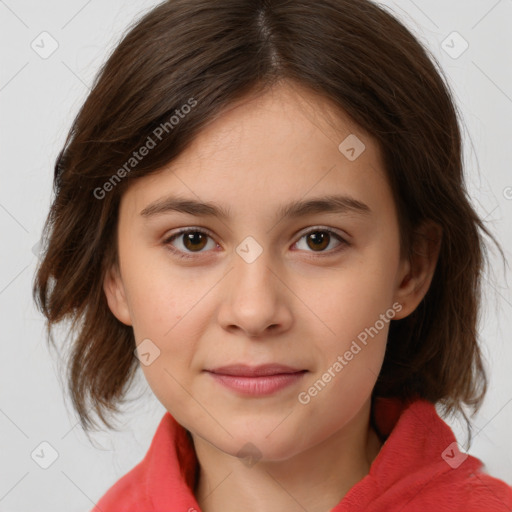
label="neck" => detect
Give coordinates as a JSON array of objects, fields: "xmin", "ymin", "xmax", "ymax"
[{"xmin": 192, "ymin": 400, "xmax": 382, "ymax": 512}]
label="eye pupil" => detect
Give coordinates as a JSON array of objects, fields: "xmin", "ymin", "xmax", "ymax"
[
  {"xmin": 184, "ymin": 232, "xmax": 207, "ymax": 251},
  {"xmin": 307, "ymin": 231, "xmax": 329, "ymax": 251}
]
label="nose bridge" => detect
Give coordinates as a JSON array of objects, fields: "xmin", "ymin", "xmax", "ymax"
[
  {"xmin": 232, "ymin": 235, "xmax": 277, "ymax": 302},
  {"xmin": 217, "ymin": 235, "xmax": 290, "ymax": 336}
]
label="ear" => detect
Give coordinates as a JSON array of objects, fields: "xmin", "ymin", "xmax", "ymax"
[
  {"xmin": 392, "ymin": 220, "xmax": 442, "ymax": 320},
  {"xmin": 103, "ymin": 263, "xmax": 133, "ymax": 326}
]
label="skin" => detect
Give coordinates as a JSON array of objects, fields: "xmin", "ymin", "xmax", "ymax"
[{"xmin": 103, "ymin": 80, "xmax": 441, "ymax": 512}]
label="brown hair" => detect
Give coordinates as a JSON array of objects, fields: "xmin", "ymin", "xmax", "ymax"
[{"xmin": 33, "ymin": 0, "xmax": 505, "ymax": 437}]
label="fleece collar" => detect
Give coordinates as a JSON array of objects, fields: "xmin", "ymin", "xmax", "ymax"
[{"xmin": 95, "ymin": 397, "xmax": 512, "ymax": 511}]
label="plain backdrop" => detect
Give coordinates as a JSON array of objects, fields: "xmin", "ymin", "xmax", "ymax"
[{"xmin": 1, "ymin": 0, "xmax": 511, "ymax": 510}]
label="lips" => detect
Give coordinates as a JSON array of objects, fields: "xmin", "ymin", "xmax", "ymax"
[
  {"xmin": 206, "ymin": 364, "xmax": 305, "ymax": 377},
  {"xmin": 205, "ymin": 364, "xmax": 307, "ymax": 396}
]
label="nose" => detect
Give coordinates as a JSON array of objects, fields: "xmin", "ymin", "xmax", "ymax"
[{"xmin": 216, "ymin": 246, "xmax": 293, "ymax": 338}]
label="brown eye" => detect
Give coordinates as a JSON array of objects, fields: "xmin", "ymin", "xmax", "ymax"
[
  {"xmin": 182, "ymin": 231, "xmax": 208, "ymax": 252},
  {"xmin": 294, "ymin": 228, "xmax": 348, "ymax": 255},
  {"xmin": 164, "ymin": 228, "xmax": 217, "ymax": 259},
  {"xmin": 306, "ymin": 231, "xmax": 330, "ymax": 251}
]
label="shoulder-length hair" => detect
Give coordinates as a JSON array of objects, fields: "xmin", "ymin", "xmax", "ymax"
[{"xmin": 33, "ymin": 0, "xmax": 505, "ymax": 435}]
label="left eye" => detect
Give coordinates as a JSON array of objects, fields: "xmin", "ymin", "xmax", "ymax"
[
  {"xmin": 294, "ymin": 228, "xmax": 347, "ymax": 253},
  {"xmin": 163, "ymin": 227, "xmax": 348, "ymax": 259}
]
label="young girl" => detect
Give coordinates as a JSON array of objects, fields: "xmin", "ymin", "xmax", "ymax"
[{"xmin": 33, "ymin": 0, "xmax": 512, "ymax": 510}]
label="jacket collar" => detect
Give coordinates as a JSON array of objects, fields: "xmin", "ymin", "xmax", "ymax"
[{"xmin": 137, "ymin": 397, "xmax": 485, "ymax": 510}]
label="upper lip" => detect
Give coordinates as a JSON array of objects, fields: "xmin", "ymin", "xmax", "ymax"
[{"xmin": 206, "ymin": 364, "xmax": 306, "ymax": 377}]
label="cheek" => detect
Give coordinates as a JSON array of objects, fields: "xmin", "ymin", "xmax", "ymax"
[
  {"xmin": 121, "ymin": 246, "xmax": 191, "ymax": 335},
  {"xmin": 315, "ymin": 260, "xmax": 398, "ymax": 338},
  {"xmin": 123, "ymin": 256, "xmax": 213, "ymax": 382},
  {"xmin": 306, "ymin": 247, "xmax": 398, "ymax": 379}
]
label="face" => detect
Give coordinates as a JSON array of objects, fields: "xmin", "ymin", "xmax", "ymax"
[{"xmin": 104, "ymin": 81, "xmax": 429, "ymax": 461}]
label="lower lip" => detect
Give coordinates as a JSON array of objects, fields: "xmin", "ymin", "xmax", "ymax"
[{"xmin": 206, "ymin": 371, "xmax": 306, "ymax": 396}]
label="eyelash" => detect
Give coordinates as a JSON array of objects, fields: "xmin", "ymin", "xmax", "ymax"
[{"xmin": 162, "ymin": 226, "xmax": 350, "ymax": 260}]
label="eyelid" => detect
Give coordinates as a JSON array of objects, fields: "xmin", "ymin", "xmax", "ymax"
[
  {"xmin": 294, "ymin": 225, "xmax": 350, "ymax": 242},
  {"xmin": 163, "ymin": 225, "xmax": 350, "ymax": 259}
]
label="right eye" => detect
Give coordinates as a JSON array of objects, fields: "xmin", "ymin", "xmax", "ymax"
[{"xmin": 163, "ymin": 228, "xmax": 219, "ymax": 259}]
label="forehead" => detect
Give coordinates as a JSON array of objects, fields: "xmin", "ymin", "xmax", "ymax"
[{"xmin": 120, "ymin": 81, "xmax": 393, "ymax": 224}]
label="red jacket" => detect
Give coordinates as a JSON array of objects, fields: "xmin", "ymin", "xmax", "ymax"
[{"xmin": 92, "ymin": 398, "xmax": 512, "ymax": 511}]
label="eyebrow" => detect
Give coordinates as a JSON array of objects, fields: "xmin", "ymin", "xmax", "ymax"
[{"xmin": 139, "ymin": 194, "xmax": 371, "ymax": 220}]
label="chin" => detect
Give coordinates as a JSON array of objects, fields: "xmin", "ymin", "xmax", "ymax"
[{"xmin": 212, "ymin": 427, "xmax": 305, "ymax": 464}]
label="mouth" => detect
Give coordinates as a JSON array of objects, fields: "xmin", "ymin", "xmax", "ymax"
[
  {"xmin": 204, "ymin": 364, "xmax": 308, "ymax": 396},
  {"xmin": 205, "ymin": 363, "xmax": 306, "ymax": 377}
]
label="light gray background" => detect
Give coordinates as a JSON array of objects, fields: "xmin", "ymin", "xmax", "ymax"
[{"xmin": 1, "ymin": 0, "xmax": 511, "ymax": 510}]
